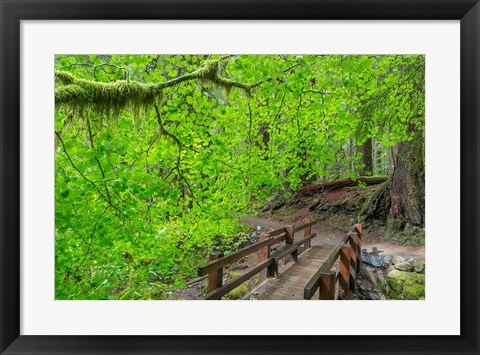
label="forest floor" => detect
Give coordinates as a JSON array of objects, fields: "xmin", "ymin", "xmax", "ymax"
[{"xmin": 173, "ymin": 185, "xmax": 425, "ymax": 300}]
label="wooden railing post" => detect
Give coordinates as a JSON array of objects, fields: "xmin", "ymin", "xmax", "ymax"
[
  {"xmin": 285, "ymin": 225, "xmax": 294, "ymax": 245},
  {"xmin": 304, "ymin": 222, "xmax": 312, "ymax": 249},
  {"xmin": 339, "ymin": 245, "xmax": 352, "ymax": 299},
  {"xmin": 348, "ymin": 244, "xmax": 357, "ymax": 291},
  {"xmin": 267, "ymin": 260, "xmax": 279, "ymax": 278},
  {"xmin": 207, "ymin": 251, "xmax": 224, "ymax": 293},
  {"xmin": 258, "ymin": 233, "xmax": 271, "ymax": 280},
  {"xmin": 319, "ymin": 271, "xmax": 336, "ymax": 300},
  {"xmin": 354, "ymin": 224, "xmax": 362, "ymax": 272},
  {"xmin": 354, "ymin": 224, "xmax": 362, "ymax": 238},
  {"xmin": 349, "ymin": 232, "xmax": 362, "ymax": 273},
  {"xmin": 355, "ymin": 224, "xmax": 362, "ymax": 272},
  {"xmin": 284, "ymin": 225, "xmax": 295, "ymax": 265}
]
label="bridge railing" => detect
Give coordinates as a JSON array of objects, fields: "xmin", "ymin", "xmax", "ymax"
[
  {"xmin": 198, "ymin": 220, "xmax": 318, "ymax": 300},
  {"xmin": 303, "ymin": 224, "xmax": 362, "ymax": 300}
]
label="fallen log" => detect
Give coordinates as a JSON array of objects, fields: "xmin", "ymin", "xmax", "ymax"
[{"xmin": 298, "ymin": 176, "xmax": 388, "ymax": 194}]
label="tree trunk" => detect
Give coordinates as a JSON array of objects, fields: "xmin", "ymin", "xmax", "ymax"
[
  {"xmin": 357, "ymin": 137, "xmax": 373, "ymax": 176},
  {"xmin": 358, "ymin": 126, "xmax": 424, "ymax": 245},
  {"xmin": 388, "ymin": 135, "xmax": 424, "ymax": 227},
  {"xmin": 385, "ymin": 125, "xmax": 425, "ymax": 244}
]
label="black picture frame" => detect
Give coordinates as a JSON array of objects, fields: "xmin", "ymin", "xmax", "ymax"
[{"xmin": 1, "ymin": 1, "xmax": 479, "ymax": 354}]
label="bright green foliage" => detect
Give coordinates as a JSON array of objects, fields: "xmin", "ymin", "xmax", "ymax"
[{"xmin": 55, "ymin": 54, "xmax": 424, "ymax": 299}]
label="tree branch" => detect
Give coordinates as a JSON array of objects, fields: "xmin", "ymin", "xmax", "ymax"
[{"xmin": 55, "ymin": 131, "xmax": 124, "ymax": 216}]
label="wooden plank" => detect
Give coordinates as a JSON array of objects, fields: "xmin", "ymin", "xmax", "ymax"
[
  {"xmin": 319, "ymin": 234, "xmax": 350, "ymax": 272},
  {"xmin": 285, "ymin": 225, "xmax": 294, "ymax": 244},
  {"xmin": 294, "ymin": 220, "xmax": 317, "ymax": 233},
  {"xmin": 256, "ymin": 243, "xmax": 345, "ymax": 300},
  {"xmin": 349, "ymin": 265, "xmax": 356, "ymax": 291},
  {"xmin": 303, "ymin": 224, "xmax": 312, "ymax": 249},
  {"xmin": 257, "ymin": 233, "xmax": 270, "ymax": 281},
  {"xmin": 204, "ymin": 259, "xmax": 273, "ymax": 300},
  {"xmin": 349, "ymin": 249, "xmax": 357, "ymax": 289},
  {"xmin": 291, "ymin": 249, "xmax": 298, "ymax": 263},
  {"xmin": 354, "ymin": 224, "xmax": 362, "ymax": 238},
  {"xmin": 348, "ymin": 232, "xmax": 362, "ymax": 273},
  {"xmin": 207, "ymin": 252, "xmax": 224, "ymax": 293},
  {"xmin": 198, "ymin": 235, "xmax": 283, "ymax": 276},
  {"xmin": 257, "ymin": 233, "xmax": 270, "ymax": 262},
  {"xmin": 269, "ymin": 228, "xmax": 287, "ymax": 237},
  {"xmin": 303, "ymin": 234, "xmax": 349, "ymax": 299},
  {"xmin": 339, "ymin": 245, "xmax": 351, "ymax": 299},
  {"xmin": 271, "ymin": 233, "xmax": 317, "ymax": 260},
  {"xmin": 319, "ymin": 271, "xmax": 336, "ymax": 300}
]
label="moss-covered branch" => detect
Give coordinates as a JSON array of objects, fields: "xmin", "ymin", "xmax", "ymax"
[{"xmin": 55, "ymin": 57, "xmax": 252, "ymax": 114}]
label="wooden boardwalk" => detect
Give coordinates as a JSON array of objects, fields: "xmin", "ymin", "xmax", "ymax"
[
  {"xmin": 254, "ymin": 237, "xmax": 343, "ymax": 300},
  {"xmin": 198, "ymin": 221, "xmax": 361, "ymax": 300}
]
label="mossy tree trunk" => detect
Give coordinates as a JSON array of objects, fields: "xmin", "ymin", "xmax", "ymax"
[
  {"xmin": 359, "ymin": 125, "xmax": 424, "ymax": 245},
  {"xmin": 386, "ymin": 124, "xmax": 425, "ymax": 243},
  {"xmin": 388, "ymin": 130, "xmax": 424, "ymax": 226}
]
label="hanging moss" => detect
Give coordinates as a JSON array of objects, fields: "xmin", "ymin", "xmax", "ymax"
[
  {"xmin": 55, "ymin": 71, "xmax": 162, "ymax": 117},
  {"xmin": 55, "ymin": 58, "xmax": 251, "ymax": 117}
]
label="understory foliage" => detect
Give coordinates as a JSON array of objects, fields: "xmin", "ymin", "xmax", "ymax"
[{"xmin": 55, "ymin": 54, "xmax": 424, "ymax": 299}]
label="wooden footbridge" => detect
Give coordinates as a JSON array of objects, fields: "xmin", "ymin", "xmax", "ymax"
[{"xmin": 198, "ymin": 221, "xmax": 363, "ymax": 300}]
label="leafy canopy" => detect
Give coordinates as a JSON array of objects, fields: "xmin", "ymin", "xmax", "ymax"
[{"xmin": 55, "ymin": 54, "xmax": 424, "ymax": 299}]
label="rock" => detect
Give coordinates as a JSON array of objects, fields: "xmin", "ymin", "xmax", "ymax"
[
  {"xmin": 394, "ymin": 261, "xmax": 414, "ymax": 272},
  {"xmin": 365, "ymin": 269, "xmax": 377, "ymax": 286},
  {"xmin": 383, "ymin": 255, "xmax": 393, "ymax": 265},
  {"xmin": 414, "ymin": 260, "xmax": 425, "ymax": 273},
  {"xmin": 407, "ymin": 257, "xmax": 415, "ymax": 264},
  {"xmin": 366, "ymin": 292, "xmax": 380, "ymax": 300},
  {"xmin": 362, "ymin": 253, "xmax": 383, "ymax": 267},
  {"xmin": 392, "ymin": 255, "xmax": 407, "ymax": 265},
  {"xmin": 387, "ymin": 269, "xmax": 425, "ymax": 300}
]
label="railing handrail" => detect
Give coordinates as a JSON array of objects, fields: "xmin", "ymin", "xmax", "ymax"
[
  {"xmin": 198, "ymin": 220, "xmax": 317, "ymax": 276},
  {"xmin": 199, "ymin": 220, "xmax": 318, "ymax": 299},
  {"xmin": 303, "ymin": 224, "xmax": 362, "ymax": 300},
  {"xmin": 198, "ymin": 234, "xmax": 284, "ymax": 276},
  {"xmin": 303, "ymin": 234, "xmax": 349, "ymax": 299},
  {"xmin": 271, "ymin": 233, "xmax": 317, "ymax": 260},
  {"xmin": 204, "ymin": 259, "xmax": 274, "ymax": 300},
  {"xmin": 293, "ymin": 220, "xmax": 317, "ymax": 233}
]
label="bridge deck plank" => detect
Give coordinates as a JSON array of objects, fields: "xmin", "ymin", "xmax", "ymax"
[{"xmin": 254, "ymin": 235, "xmax": 344, "ymax": 300}]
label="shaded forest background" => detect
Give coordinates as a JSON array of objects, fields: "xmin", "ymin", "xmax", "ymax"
[{"xmin": 54, "ymin": 54, "xmax": 425, "ymax": 299}]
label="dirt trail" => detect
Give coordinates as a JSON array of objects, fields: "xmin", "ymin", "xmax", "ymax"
[{"xmin": 243, "ymin": 213, "xmax": 423, "ymax": 260}]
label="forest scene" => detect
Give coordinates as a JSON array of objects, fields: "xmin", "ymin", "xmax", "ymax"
[{"xmin": 55, "ymin": 54, "xmax": 425, "ymax": 300}]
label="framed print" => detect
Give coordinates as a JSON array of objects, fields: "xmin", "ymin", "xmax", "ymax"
[{"xmin": 1, "ymin": 0, "xmax": 479, "ymax": 354}]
